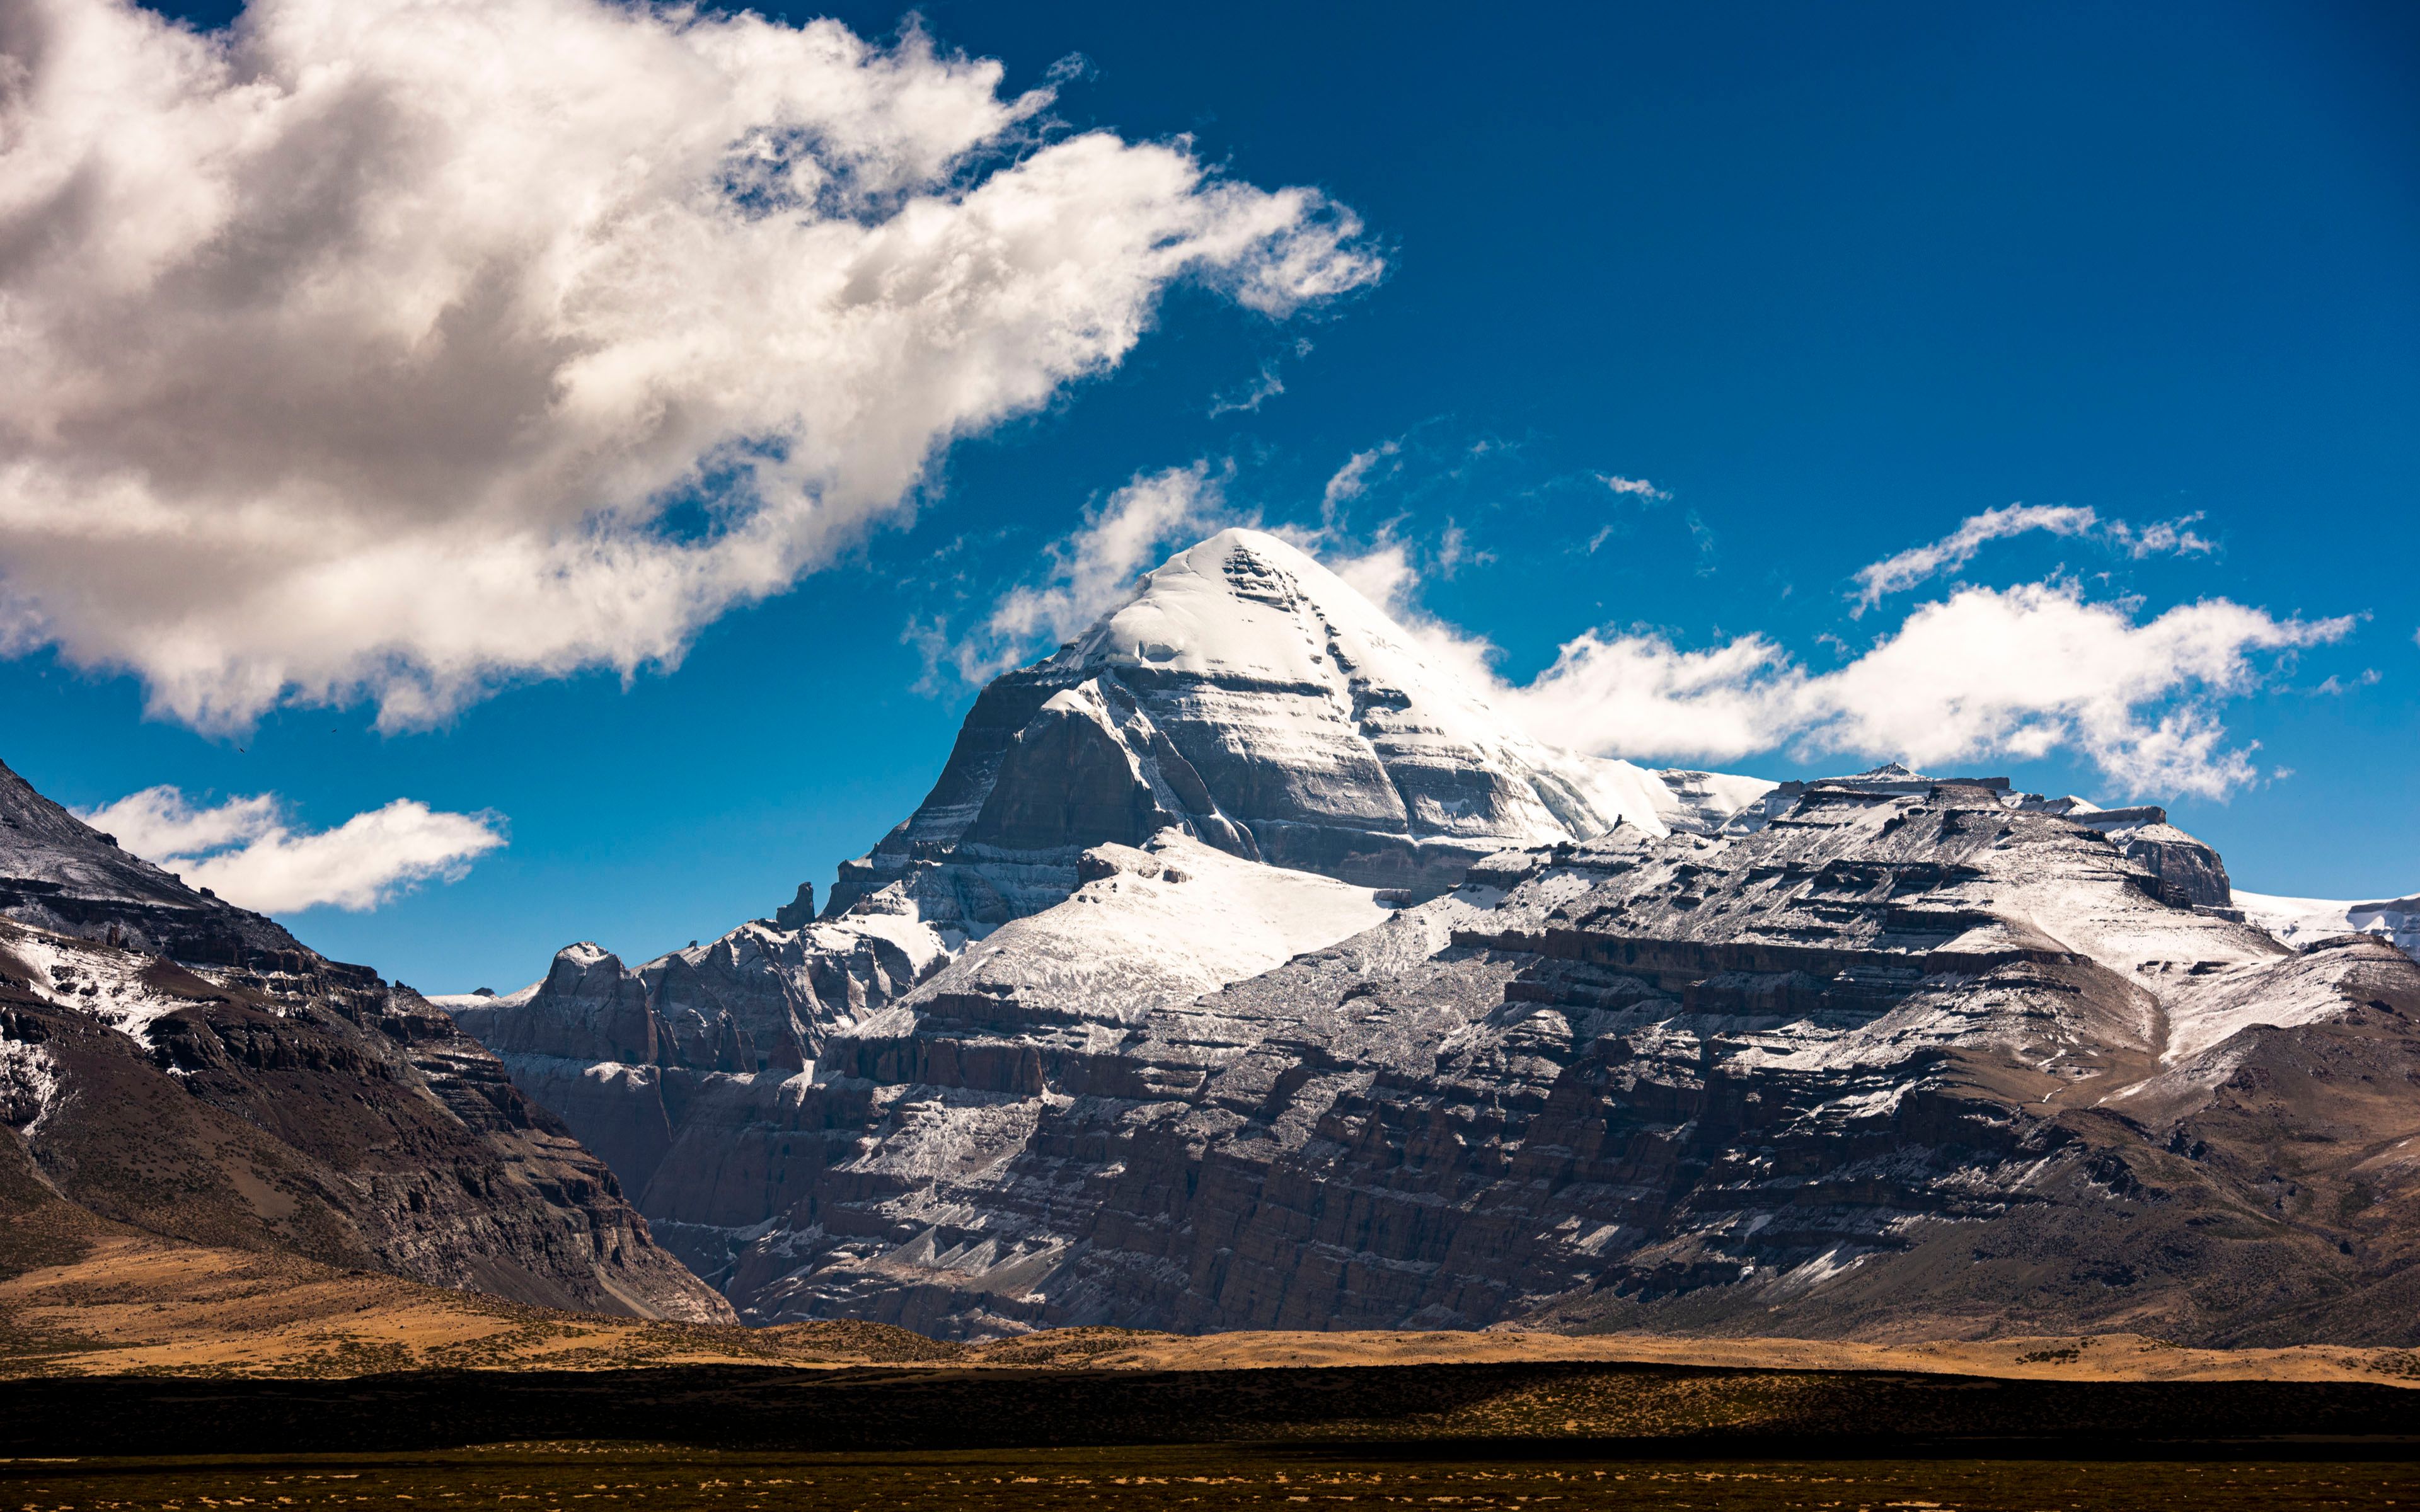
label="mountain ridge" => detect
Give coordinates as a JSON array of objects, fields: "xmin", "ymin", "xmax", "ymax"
[
  {"xmin": 0, "ymin": 756, "xmax": 730, "ymax": 1322},
  {"xmin": 2237, "ymin": 889, "xmax": 2420, "ymax": 963}
]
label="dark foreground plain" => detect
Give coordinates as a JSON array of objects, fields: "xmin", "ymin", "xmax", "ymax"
[
  {"xmin": 5, "ymin": 1361, "xmax": 2420, "ymax": 1457},
  {"xmin": 4, "ymin": 1446, "xmax": 2418, "ymax": 1512},
  {"xmin": 8, "ymin": 1361, "xmax": 2420, "ymax": 1511}
]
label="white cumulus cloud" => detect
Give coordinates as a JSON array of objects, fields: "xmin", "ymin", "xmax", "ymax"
[
  {"xmin": 934, "ymin": 466, "xmax": 2331, "ymax": 802},
  {"xmin": 1323, "ymin": 530, "xmax": 2345, "ymax": 801},
  {"xmin": 1507, "ymin": 583, "xmax": 2348, "ymax": 798},
  {"xmin": 0, "ymin": 0, "xmax": 1380, "ymax": 733},
  {"xmin": 1850, "ymin": 503, "xmax": 2214, "ymax": 615},
  {"xmin": 78, "ymin": 788, "xmax": 506, "ymax": 913}
]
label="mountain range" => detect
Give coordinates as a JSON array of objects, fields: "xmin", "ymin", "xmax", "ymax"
[
  {"xmin": 6, "ymin": 528, "xmax": 2414, "ymax": 1346},
  {"xmin": 408, "ymin": 530, "xmax": 2420, "ymax": 1345}
]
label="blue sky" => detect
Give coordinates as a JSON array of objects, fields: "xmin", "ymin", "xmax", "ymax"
[{"xmin": 1, "ymin": 0, "xmax": 2413, "ymax": 992}]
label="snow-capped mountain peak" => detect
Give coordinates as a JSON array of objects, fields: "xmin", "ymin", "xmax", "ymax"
[
  {"xmin": 831, "ymin": 529, "xmax": 1777, "ymax": 929},
  {"xmin": 1052, "ymin": 527, "xmax": 1734, "ymax": 841},
  {"xmin": 1053, "ymin": 528, "xmax": 1491, "ymax": 721}
]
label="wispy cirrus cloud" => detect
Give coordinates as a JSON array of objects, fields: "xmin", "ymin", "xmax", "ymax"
[
  {"xmin": 1850, "ymin": 503, "xmax": 2213, "ymax": 615},
  {"xmin": 1207, "ymin": 338, "xmax": 1314, "ymax": 418},
  {"xmin": 0, "ymin": 0, "xmax": 1380, "ymax": 734},
  {"xmin": 78, "ymin": 789, "xmax": 505, "ymax": 913},
  {"xmin": 1601, "ymin": 475, "xmax": 1671, "ymax": 500},
  {"xmin": 1207, "ymin": 364, "xmax": 1288, "ymax": 417},
  {"xmin": 1320, "ymin": 442, "xmax": 1402, "ymax": 517},
  {"xmin": 933, "ymin": 462, "xmax": 1231, "ymax": 682}
]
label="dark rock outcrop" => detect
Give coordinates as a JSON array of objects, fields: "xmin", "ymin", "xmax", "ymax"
[
  {"xmin": 0, "ymin": 761, "xmax": 306, "ymax": 967},
  {"xmin": 2122, "ymin": 823, "xmax": 2235, "ymax": 910},
  {"xmin": 774, "ymin": 884, "xmax": 817, "ymax": 931},
  {"xmin": 2053, "ymin": 804, "xmax": 2236, "ymax": 910},
  {"xmin": 0, "ymin": 757, "xmax": 731, "ymax": 1322}
]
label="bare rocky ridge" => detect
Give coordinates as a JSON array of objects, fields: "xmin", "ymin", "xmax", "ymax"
[
  {"xmin": 431, "ymin": 909, "xmax": 953, "ymax": 1281},
  {"xmin": 0, "ymin": 761, "xmax": 305, "ymax": 966},
  {"xmin": 441, "ymin": 530, "xmax": 2420, "ymax": 1344},
  {"xmin": 0, "ymin": 758, "xmax": 729, "ymax": 1322}
]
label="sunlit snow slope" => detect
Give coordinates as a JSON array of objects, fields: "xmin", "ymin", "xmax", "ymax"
[{"xmin": 2237, "ymin": 890, "xmax": 2420, "ymax": 964}]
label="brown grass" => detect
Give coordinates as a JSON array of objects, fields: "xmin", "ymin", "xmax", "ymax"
[
  {"xmin": 7, "ymin": 1229, "xmax": 2417, "ymax": 1387},
  {"xmin": 0, "ymin": 1235, "xmax": 933, "ymax": 1377}
]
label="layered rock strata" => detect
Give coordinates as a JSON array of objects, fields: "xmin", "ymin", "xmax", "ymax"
[
  {"xmin": 0, "ymin": 759, "xmax": 729, "ymax": 1321},
  {"xmin": 702, "ymin": 777, "xmax": 2420, "ymax": 1345},
  {"xmin": 432, "ymin": 910, "xmax": 952, "ymax": 1283}
]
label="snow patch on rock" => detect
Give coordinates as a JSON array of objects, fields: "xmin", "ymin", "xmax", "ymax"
[
  {"xmin": 424, "ymin": 981, "xmax": 541, "ymax": 1013},
  {"xmin": 3, "ymin": 924, "xmax": 209, "ymax": 1049},
  {"xmin": 0, "ymin": 1037, "xmax": 62, "ymax": 1137},
  {"xmin": 883, "ymin": 829, "xmax": 1395, "ymax": 1033},
  {"xmin": 1057, "ymin": 529, "xmax": 1772, "ymax": 846}
]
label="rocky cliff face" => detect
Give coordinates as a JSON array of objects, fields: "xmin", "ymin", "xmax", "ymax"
[
  {"xmin": 2027, "ymin": 798, "xmax": 2238, "ymax": 912},
  {"xmin": 432, "ymin": 908, "xmax": 952, "ymax": 1283},
  {"xmin": 0, "ymin": 759, "xmax": 730, "ymax": 1322},
  {"xmin": 0, "ymin": 762, "xmax": 306, "ymax": 967}
]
